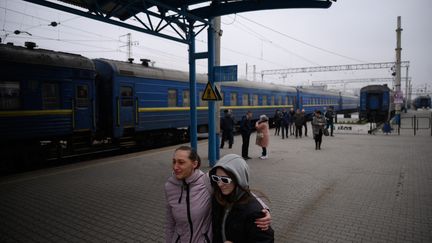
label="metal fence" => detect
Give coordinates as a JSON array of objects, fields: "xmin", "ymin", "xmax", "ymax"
[{"xmin": 398, "ymin": 112, "xmax": 432, "ymax": 136}]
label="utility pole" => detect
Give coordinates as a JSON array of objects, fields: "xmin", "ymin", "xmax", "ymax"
[
  {"xmin": 120, "ymin": 33, "xmax": 138, "ymax": 62},
  {"xmin": 405, "ymin": 66, "xmax": 409, "ymax": 110},
  {"xmin": 394, "ymin": 16, "xmax": 402, "ymax": 123}
]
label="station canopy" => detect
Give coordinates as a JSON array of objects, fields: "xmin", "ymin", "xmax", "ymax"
[
  {"xmin": 55, "ymin": 0, "xmax": 333, "ymax": 20},
  {"xmin": 25, "ymin": 0, "xmax": 334, "ymax": 43}
]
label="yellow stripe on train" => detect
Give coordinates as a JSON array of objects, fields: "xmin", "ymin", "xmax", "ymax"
[{"xmin": 138, "ymin": 105, "xmax": 294, "ymax": 113}]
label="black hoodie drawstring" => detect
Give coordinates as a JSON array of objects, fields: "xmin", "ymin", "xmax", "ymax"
[
  {"xmin": 178, "ymin": 182, "xmax": 184, "ymax": 203},
  {"xmin": 178, "ymin": 179, "xmax": 194, "ymax": 243}
]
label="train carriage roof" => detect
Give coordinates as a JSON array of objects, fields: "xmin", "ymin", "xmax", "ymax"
[
  {"xmin": 94, "ymin": 58, "xmax": 297, "ymax": 92},
  {"xmin": 0, "ymin": 43, "xmax": 95, "ymax": 70},
  {"xmin": 360, "ymin": 84, "xmax": 391, "ymax": 92}
]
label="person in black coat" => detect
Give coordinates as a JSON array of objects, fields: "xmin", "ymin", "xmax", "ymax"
[
  {"xmin": 239, "ymin": 111, "xmax": 253, "ymax": 160},
  {"xmin": 272, "ymin": 109, "xmax": 282, "ymax": 136},
  {"xmin": 325, "ymin": 106, "xmax": 335, "ymax": 136},
  {"xmin": 210, "ymin": 154, "xmax": 274, "ymax": 243},
  {"xmin": 294, "ymin": 109, "xmax": 305, "ymax": 138},
  {"xmin": 288, "ymin": 108, "xmax": 296, "ymax": 135},
  {"xmin": 220, "ymin": 109, "xmax": 235, "ymax": 149},
  {"xmin": 281, "ymin": 109, "xmax": 290, "ymax": 139},
  {"xmin": 301, "ymin": 109, "xmax": 309, "ymax": 137}
]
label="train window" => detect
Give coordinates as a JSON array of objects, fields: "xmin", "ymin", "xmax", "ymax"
[
  {"xmin": 230, "ymin": 92, "xmax": 237, "ymax": 106},
  {"xmin": 271, "ymin": 96, "xmax": 275, "ymax": 105},
  {"xmin": 168, "ymin": 89, "xmax": 177, "ymax": 107},
  {"xmin": 76, "ymin": 85, "xmax": 89, "ymax": 107},
  {"xmin": 242, "ymin": 94, "xmax": 249, "ymax": 106},
  {"xmin": 262, "ymin": 95, "xmax": 267, "ymax": 106},
  {"xmin": 183, "ymin": 90, "xmax": 190, "ymax": 107},
  {"xmin": 285, "ymin": 96, "xmax": 289, "ymax": 105},
  {"xmin": 277, "ymin": 96, "xmax": 282, "ymax": 105},
  {"xmin": 252, "ymin": 94, "xmax": 258, "ymax": 106},
  {"xmin": 120, "ymin": 86, "xmax": 133, "ymax": 106},
  {"xmin": 42, "ymin": 82, "xmax": 60, "ymax": 109},
  {"xmin": 0, "ymin": 81, "xmax": 20, "ymax": 110}
]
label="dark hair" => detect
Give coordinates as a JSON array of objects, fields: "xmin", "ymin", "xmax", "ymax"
[
  {"xmin": 174, "ymin": 146, "xmax": 201, "ymax": 169},
  {"xmin": 315, "ymin": 110, "xmax": 321, "ymax": 114}
]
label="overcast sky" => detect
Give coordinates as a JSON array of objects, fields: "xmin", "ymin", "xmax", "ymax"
[{"xmin": 1, "ymin": 0, "xmax": 431, "ymax": 95}]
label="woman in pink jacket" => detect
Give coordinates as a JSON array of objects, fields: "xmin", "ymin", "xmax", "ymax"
[{"xmin": 255, "ymin": 115, "xmax": 270, "ymax": 159}]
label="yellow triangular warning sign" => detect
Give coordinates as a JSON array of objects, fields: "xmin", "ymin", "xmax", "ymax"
[{"xmin": 202, "ymin": 82, "xmax": 218, "ymax": 101}]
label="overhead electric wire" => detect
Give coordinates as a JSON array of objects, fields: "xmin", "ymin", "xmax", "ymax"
[
  {"xmin": 237, "ymin": 14, "xmax": 367, "ymax": 63},
  {"xmin": 231, "ymin": 17, "xmax": 320, "ymax": 66}
]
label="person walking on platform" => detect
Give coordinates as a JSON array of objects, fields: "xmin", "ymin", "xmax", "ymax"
[
  {"xmin": 220, "ymin": 109, "xmax": 235, "ymax": 149},
  {"xmin": 281, "ymin": 109, "xmax": 290, "ymax": 139},
  {"xmin": 301, "ymin": 109, "xmax": 309, "ymax": 137},
  {"xmin": 255, "ymin": 115, "xmax": 270, "ymax": 159},
  {"xmin": 294, "ymin": 109, "xmax": 305, "ymax": 138},
  {"xmin": 312, "ymin": 110, "xmax": 327, "ymax": 150},
  {"xmin": 325, "ymin": 106, "xmax": 335, "ymax": 136},
  {"xmin": 289, "ymin": 108, "xmax": 296, "ymax": 136},
  {"xmin": 272, "ymin": 109, "xmax": 282, "ymax": 136},
  {"xmin": 165, "ymin": 146, "xmax": 271, "ymax": 243},
  {"xmin": 240, "ymin": 111, "xmax": 253, "ymax": 160},
  {"xmin": 210, "ymin": 154, "xmax": 275, "ymax": 243}
]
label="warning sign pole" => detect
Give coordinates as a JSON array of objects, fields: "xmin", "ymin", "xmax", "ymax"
[{"xmin": 208, "ymin": 19, "xmax": 217, "ymax": 167}]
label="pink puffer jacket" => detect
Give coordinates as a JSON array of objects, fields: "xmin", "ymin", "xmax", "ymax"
[{"xmin": 165, "ymin": 169, "xmax": 212, "ymax": 243}]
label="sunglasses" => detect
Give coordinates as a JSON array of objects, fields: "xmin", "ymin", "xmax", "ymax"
[{"xmin": 211, "ymin": 175, "xmax": 233, "ymax": 184}]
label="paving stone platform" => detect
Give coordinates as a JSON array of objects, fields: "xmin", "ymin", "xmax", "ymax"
[{"xmin": 1, "ymin": 110, "xmax": 431, "ymax": 242}]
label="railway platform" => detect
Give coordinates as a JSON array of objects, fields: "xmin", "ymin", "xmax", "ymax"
[{"xmin": 1, "ymin": 110, "xmax": 431, "ymax": 242}]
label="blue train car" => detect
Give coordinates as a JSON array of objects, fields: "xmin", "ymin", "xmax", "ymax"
[
  {"xmin": 412, "ymin": 95, "xmax": 431, "ymax": 110},
  {"xmin": 220, "ymin": 81, "xmax": 297, "ymax": 124},
  {"xmin": 359, "ymin": 84, "xmax": 394, "ymax": 122},
  {"xmin": 297, "ymin": 88, "xmax": 341, "ymax": 117},
  {"xmin": 0, "ymin": 43, "xmax": 95, "ymax": 156},
  {"xmin": 94, "ymin": 58, "xmax": 215, "ymax": 143},
  {"xmin": 94, "ymin": 58, "xmax": 298, "ymax": 143},
  {"xmin": 340, "ymin": 93, "xmax": 359, "ymax": 113}
]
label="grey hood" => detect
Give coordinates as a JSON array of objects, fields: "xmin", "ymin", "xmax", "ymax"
[{"xmin": 210, "ymin": 154, "xmax": 250, "ymax": 200}]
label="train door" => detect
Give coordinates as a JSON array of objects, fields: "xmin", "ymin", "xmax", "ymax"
[
  {"xmin": 119, "ymin": 84, "xmax": 135, "ymax": 129},
  {"xmin": 74, "ymin": 82, "xmax": 93, "ymax": 131}
]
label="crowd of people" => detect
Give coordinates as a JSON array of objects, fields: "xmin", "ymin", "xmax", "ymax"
[{"xmin": 219, "ymin": 107, "xmax": 335, "ymax": 159}]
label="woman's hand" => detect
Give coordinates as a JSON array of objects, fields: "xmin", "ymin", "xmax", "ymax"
[{"xmin": 255, "ymin": 209, "xmax": 271, "ymax": 231}]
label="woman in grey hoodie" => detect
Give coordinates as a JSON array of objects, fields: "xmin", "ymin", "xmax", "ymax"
[
  {"xmin": 165, "ymin": 146, "xmax": 270, "ymax": 243},
  {"xmin": 210, "ymin": 154, "xmax": 274, "ymax": 243}
]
